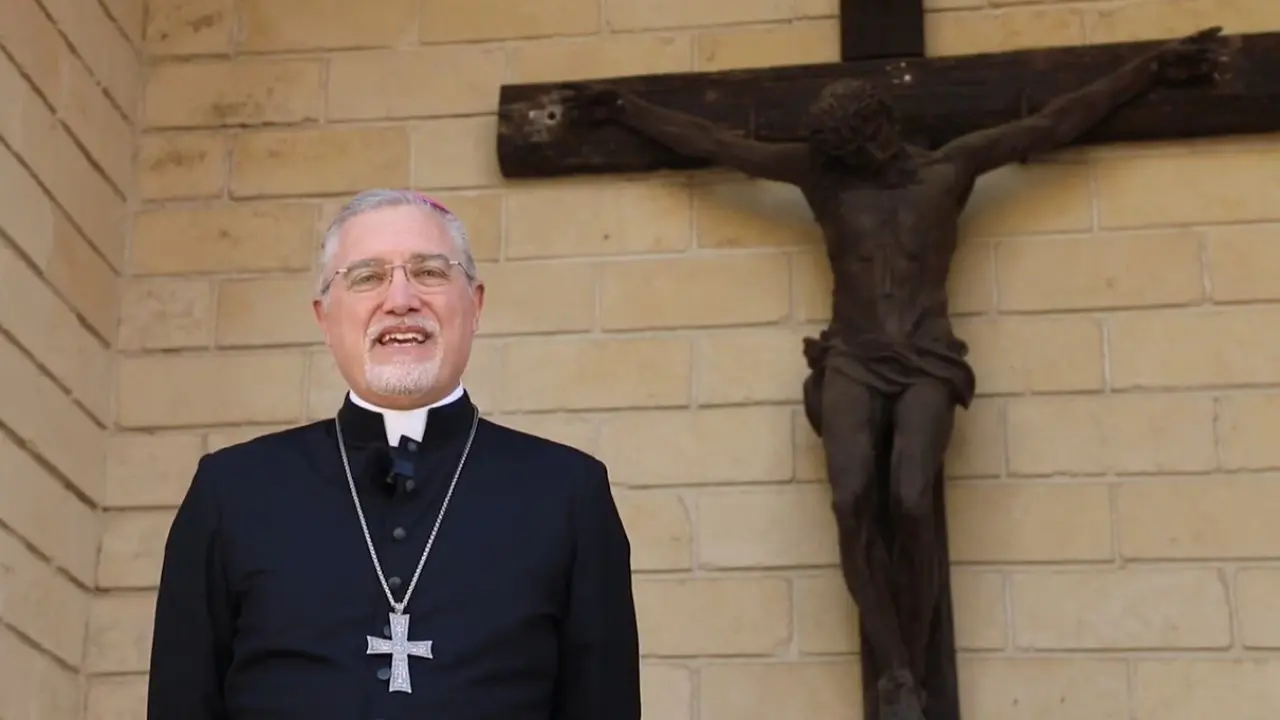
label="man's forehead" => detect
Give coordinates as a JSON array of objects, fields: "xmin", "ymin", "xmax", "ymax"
[{"xmin": 337, "ymin": 205, "xmax": 452, "ymax": 255}]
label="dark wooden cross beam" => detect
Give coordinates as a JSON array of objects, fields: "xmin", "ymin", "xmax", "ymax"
[
  {"xmin": 494, "ymin": 6, "xmax": 1280, "ymax": 720},
  {"xmin": 495, "ymin": 30, "xmax": 1280, "ymax": 178}
]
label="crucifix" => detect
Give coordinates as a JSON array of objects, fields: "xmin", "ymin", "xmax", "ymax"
[
  {"xmin": 492, "ymin": 4, "xmax": 1280, "ymax": 719},
  {"xmin": 367, "ymin": 611, "xmax": 433, "ymax": 693}
]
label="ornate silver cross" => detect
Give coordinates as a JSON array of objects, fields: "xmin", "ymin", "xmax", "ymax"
[{"xmin": 366, "ymin": 611, "xmax": 433, "ymax": 693}]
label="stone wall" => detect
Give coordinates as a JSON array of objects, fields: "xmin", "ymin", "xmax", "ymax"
[
  {"xmin": 4, "ymin": 0, "xmax": 1278, "ymax": 717},
  {"xmin": 0, "ymin": 0, "xmax": 138, "ymax": 716}
]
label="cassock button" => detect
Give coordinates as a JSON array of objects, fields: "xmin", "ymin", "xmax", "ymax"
[
  {"xmin": 405, "ymin": 439, "xmax": 419, "ymax": 452},
  {"xmin": 392, "ymin": 526, "xmax": 407, "ymax": 541},
  {"xmin": 377, "ymin": 667, "xmax": 391, "ymax": 681},
  {"xmin": 383, "ymin": 624, "xmax": 391, "ymax": 636},
  {"xmin": 403, "ymin": 479, "xmax": 417, "ymax": 492},
  {"xmin": 388, "ymin": 576, "xmax": 402, "ymax": 590}
]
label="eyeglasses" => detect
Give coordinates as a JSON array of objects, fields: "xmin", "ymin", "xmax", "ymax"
[{"xmin": 321, "ymin": 254, "xmax": 472, "ymax": 295}]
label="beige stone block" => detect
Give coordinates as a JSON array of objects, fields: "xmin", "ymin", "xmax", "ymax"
[
  {"xmin": 955, "ymin": 315, "xmax": 1104, "ymax": 395},
  {"xmin": 500, "ymin": 336, "xmax": 692, "ymax": 411},
  {"xmin": 633, "ymin": 577, "xmax": 791, "ymax": 656},
  {"xmin": 305, "ymin": 350, "xmax": 347, "ymax": 420},
  {"xmin": 615, "ymin": 489, "xmax": 693, "ymax": 571},
  {"xmin": 1236, "ymin": 569, "xmax": 1280, "ymax": 648},
  {"xmin": 116, "ymin": 351, "xmax": 307, "ymax": 428},
  {"xmin": 1117, "ymin": 474, "xmax": 1280, "ymax": 560},
  {"xmin": 1219, "ymin": 393, "xmax": 1280, "ymax": 470},
  {"xmin": 238, "ymin": 0, "xmax": 416, "ymax": 51},
  {"xmin": 144, "ymin": 0, "xmax": 235, "ymax": 56},
  {"xmin": 1088, "ymin": 0, "xmax": 1280, "ymax": 43},
  {"xmin": 949, "ymin": 238, "xmax": 997, "ymax": 315},
  {"xmin": 794, "ymin": 572, "xmax": 859, "ymax": 655},
  {"xmin": 1110, "ymin": 307, "xmax": 1280, "ymax": 389},
  {"xmin": 46, "ymin": 212, "xmax": 120, "ymax": 342},
  {"xmin": 105, "ymin": 433, "xmax": 204, "ymax": 508},
  {"xmin": 947, "ymin": 397, "xmax": 1005, "ymax": 478},
  {"xmin": 488, "ymin": 413, "xmax": 597, "ymax": 455},
  {"xmin": 998, "ymin": 230, "xmax": 1204, "ymax": 311},
  {"xmin": 0, "ymin": 0, "xmax": 64, "ymax": 99},
  {"xmin": 132, "ymin": 202, "xmax": 317, "ymax": 275},
  {"xmin": 0, "ymin": 434, "xmax": 99, "ymax": 585},
  {"xmin": 476, "ymin": 261, "xmax": 597, "ymax": 335},
  {"xmin": 0, "ymin": 335, "xmax": 105, "ymax": 500},
  {"xmin": 696, "ymin": 326, "xmax": 811, "ymax": 406},
  {"xmin": 926, "ymin": 7, "xmax": 1086, "ymax": 56},
  {"xmin": 1132, "ymin": 659, "xmax": 1280, "ymax": 720},
  {"xmin": 59, "ymin": 52, "xmax": 133, "ymax": 192},
  {"xmin": 0, "ymin": 527, "xmax": 90, "ymax": 666},
  {"xmin": 118, "ymin": 278, "xmax": 215, "ymax": 351},
  {"xmin": 0, "ymin": 240, "xmax": 113, "ymax": 421},
  {"xmin": 958, "ymin": 658, "xmax": 1129, "ymax": 720},
  {"xmin": 144, "ymin": 59, "xmax": 323, "ymax": 129},
  {"xmin": 136, "ymin": 131, "xmax": 228, "ymax": 201},
  {"xmin": 216, "ymin": 275, "xmax": 320, "ymax": 347},
  {"xmin": 40, "ymin": 0, "xmax": 139, "ymax": 115},
  {"xmin": 505, "ymin": 181, "xmax": 691, "ymax": 259},
  {"xmin": 232, "ymin": 126, "xmax": 411, "ymax": 198},
  {"xmin": 1006, "ymin": 394, "xmax": 1216, "ymax": 475},
  {"xmin": 411, "ymin": 116, "xmax": 501, "ymax": 190},
  {"xmin": 607, "ymin": 0, "xmax": 834, "ymax": 31},
  {"xmin": 1207, "ymin": 224, "xmax": 1280, "ymax": 302},
  {"xmin": 102, "ymin": 0, "xmax": 144, "ymax": 42},
  {"xmin": 1096, "ymin": 149, "xmax": 1280, "ymax": 229},
  {"xmin": 86, "ymin": 674, "xmax": 148, "ymax": 720},
  {"xmin": 419, "ymin": 0, "xmax": 599, "ymax": 43},
  {"xmin": 206, "ymin": 425, "xmax": 292, "ymax": 452},
  {"xmin": 959, "ymin": 162, "xmax": 1093, "ymax": 238},
  {"xmin": 0, "ymin": 52, "xmax": 127, "ymax": 267},
  {"xmin": 700, "ymin": 661, "xmax": 862, "ymax": 720},
  {"xmin": 1011, "ymin": 568, "xmax": 1231, "ymax": 650},
  {"xmin": 598, "ymin": 406, "xmax": 792, "ymax": 486},
  {"xmin": 509, "ymin": 34, "xmax": 691, "ymax": 83},
  {"xmin": 951, "ymin": 570, "xmax": 1008, "ymax": 650},
  {"xmin": 693, "ymin": 179, "xmax": 823, "ymax": 250},
  {"xmin": 601, "ymin": 253, "xmax": 790, "ymax": 330},
  {"xmin": 98, "ymin": 510, "xmax": 175, "ymax": 590},
  {"xmin": 948, "ymin": 482, "xmax": 1113, "ymax": 563},
  {"xmin": 328, "ymin": 46, "xmax": 505, "ymax": 121},
  {"xmin": 697, "ymin": 19, "xmax": 839, "ymax": 71},
  {"xmin": 0, "ymin": 625, "xmax": 81, "ymax": 720},
  {"xmin": 429, "ymin": 192, "xmax": 502, "ymax": 262},
  {"xmin": 0, "ymin": 143, "xmax": 55, "ymax": 266},
  {"xmin": 86, "ymin": 593, "xmax": 156, "ymax": 673},
  {"xmin": 640, "ymin": 664, "xmax": 692, "ymax": 720},
  {"xmin": 697, "ymin": 484, "xmax": 838, "ymax": 569}
]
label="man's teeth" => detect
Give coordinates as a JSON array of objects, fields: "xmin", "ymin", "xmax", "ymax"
[{"xmin": 377, "ymin": 332, "xmax": 428, "ymax": 345}]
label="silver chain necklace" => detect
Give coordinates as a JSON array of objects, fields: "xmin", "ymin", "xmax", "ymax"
[{"xmin": 333, "ymin": 405, "xmax": 479, "ymax": 693}]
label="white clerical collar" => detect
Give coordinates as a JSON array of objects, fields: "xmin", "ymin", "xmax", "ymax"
[{"xmin": 347, "ymin": 385, "xmax": 465, "ymax": 446}]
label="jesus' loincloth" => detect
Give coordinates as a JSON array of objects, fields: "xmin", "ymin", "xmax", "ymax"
[{"xmin": 802, "ymin": 323, "xmax": 976, "ymax": 435}]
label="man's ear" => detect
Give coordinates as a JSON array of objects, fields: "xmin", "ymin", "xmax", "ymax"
[
  {"xmin": 470, "ymin": 282, "xmax": 485, "ymax": 332},
  {"xmin": 312, "ymin": 297, "xmax": 332, "ymax": 346}
]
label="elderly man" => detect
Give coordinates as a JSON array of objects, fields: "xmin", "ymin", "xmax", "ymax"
[{"xmin": 146, "ymin": 190, "xmax": 641, "ymax": 719}]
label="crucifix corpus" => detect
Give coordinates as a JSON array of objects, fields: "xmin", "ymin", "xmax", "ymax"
[{"xmin": 494, "ymin": 2, "xmax": 1280, "ymax": 717}]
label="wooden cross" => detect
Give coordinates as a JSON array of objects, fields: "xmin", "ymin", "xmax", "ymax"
[{"xmin": 493, "ymin": 6, "xmax": 1280, "ymax": 720}]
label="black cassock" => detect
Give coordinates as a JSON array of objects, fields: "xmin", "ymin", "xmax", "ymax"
[{"xmin": 146, "ymin": 391, "xmax": 641, "ymax": 720}]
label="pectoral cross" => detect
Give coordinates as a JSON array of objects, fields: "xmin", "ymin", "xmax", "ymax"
[{"xmin": 367, "ymin": 611, "xmax": 433, "ymax": 693}]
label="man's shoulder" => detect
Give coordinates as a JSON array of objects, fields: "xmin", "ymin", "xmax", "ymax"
[
  {"xmin": 478, "ymin": 417, "xmax": 607, "ymax": 480},
  {"xmin": 196, "ymin": 421, "xmax": 325, "ymax": 477}
]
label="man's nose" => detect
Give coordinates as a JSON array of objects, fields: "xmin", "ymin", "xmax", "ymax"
[{"xmin": 382, "ymin": 268, "xmax": 421, "ymax": 312}]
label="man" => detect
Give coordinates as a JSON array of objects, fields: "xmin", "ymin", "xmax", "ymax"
[
  {"xmin": 564, "ymin": 26, "xmax": 1222, "ymax": 720},
  {"xmin": 146, "ymin": 189, "xmax": 641, "ymax": 719}
]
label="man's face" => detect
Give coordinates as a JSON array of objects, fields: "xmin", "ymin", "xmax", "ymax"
[{"xmin": 313, "ymin": 204, "xmax": 485, "ymax": 410}]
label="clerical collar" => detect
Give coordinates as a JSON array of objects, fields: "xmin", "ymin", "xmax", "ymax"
[{"xmin": 339, "ymin": 385, "xmax": 469, "ymax": 448}]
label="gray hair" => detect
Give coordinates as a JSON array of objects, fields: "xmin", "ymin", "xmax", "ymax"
[{"xmin": 316, "ymin": 189, "xmax": 478, "ymax": 298}]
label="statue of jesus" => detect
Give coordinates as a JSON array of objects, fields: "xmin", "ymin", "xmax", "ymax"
[{"xmin": 564, "ymin": 26, "xmax": 1222, "ymax": 720}]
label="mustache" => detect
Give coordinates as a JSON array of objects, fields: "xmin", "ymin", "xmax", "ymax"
[{"xmin": 365, "ymin": 317, "xmax": 440, "ymax": 345}]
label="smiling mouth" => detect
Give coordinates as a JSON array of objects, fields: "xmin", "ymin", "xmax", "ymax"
[{"xmin": 374, "ymin": 329, "xmax": 432, "ymax": 347}]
